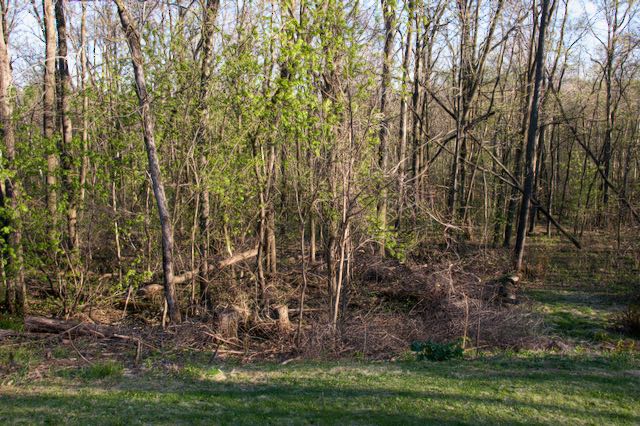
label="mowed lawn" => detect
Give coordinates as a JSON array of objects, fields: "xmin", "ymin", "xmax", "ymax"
[{"xmin": 1, "ymin": 354, "xmax": 638, "ymax": 425}]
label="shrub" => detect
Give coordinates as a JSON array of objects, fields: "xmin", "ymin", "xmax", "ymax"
[{"xmin": 410, "ymin": 340, "xmax": 464, "ymax": 361}]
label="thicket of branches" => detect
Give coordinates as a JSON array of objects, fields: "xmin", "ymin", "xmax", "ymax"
[{"xmin": 0, "ymin": 0, "xmax": 638, "ymax": 328}]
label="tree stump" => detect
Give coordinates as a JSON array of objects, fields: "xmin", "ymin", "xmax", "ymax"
[
  {"xmin": 217, "ymin": 306, "xmax": 249, "ymax": 340},
  {"xmin": 218, "ymin": 309, "xmax": 239, "ymax": 340},
  {"xmin": 274, "ymin": 304, "xmax": 291, "ymax": 332}
]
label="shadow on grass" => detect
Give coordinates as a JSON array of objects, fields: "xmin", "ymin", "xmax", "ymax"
[{"xmin": 1, "ymin": 360, "xmax": 638, "ymax": 425}]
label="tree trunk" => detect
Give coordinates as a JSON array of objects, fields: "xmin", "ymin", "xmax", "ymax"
[
  {"xmin": 114, "ymin": 0, "xmax": 181, "ymax": 323},
  {"xmin": 43, "ymin": 0, "xmax": 57, "ymax": 250},
  {"xmin": 0, "ymin": 5, "xmax": 25, "ymax": 315},
  {"xmin": 196, "ymin": 0, "xmax": 220, "ymax": 309},
  {"xmin": 396, "ymin": 0, "xmax": 414, "ymax": 228},
  {"xmin": 54, "ymin": 0, "xmax": 78, "ymax": 257},
  {"xmin": 377, "ymin": 0, "xmax": 394, "ymax": 256},
  {"xmin": 514, "ymin": 0, "xmax": 549, "ymax": 271},
  {"xmin": 79, "ymin": 0, "xmax": 89, "ymax": 213}
]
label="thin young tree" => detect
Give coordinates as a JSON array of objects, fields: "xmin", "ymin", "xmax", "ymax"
[
  {"xmin": 377, "ymin": 0, "xmax": 395, "ymax": 256},
  {"xmin": 196, "ymin": 0, "xmax": 220, "ymax": 309}
]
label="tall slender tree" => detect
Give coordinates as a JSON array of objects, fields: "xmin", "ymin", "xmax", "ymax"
[
  {"xmin": 54, "ymin": 0, "xmax": 78, "ymax": 257},
  {"xmin": 43, "ymin": 0, "xmax": 57, "ymax": 249},
  {"xmin": 514, "ymin": 0, "xmax": 550, "ymax": 271},
  {"xmin": 195, "ymin": 0, "xmax": 220, "ymax": 309},
  {"xmin": 377, "ymin": 0, "xmax": 395, "ymax": 255},
  {"xmin": 114, "ymin": 0, "xmax": 181, "ymax": 323},
  {"xmin": 0, "ymin": 0, "xmax": 25, "ymax": 315}
]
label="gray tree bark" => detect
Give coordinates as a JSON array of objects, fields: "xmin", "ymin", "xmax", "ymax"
[
  {"xmin": 514, "ymin": 0, "xmax": 549, "ymax": 271},
  {"xmin": 114, "ymin": 0, "xmax": 181, "ymax": 323}
]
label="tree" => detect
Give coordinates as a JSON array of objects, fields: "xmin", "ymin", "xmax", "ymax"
[
  {"xmin": 43, "ymin": 0, "xmax": 57, "ymax": 250},
  {"xmin": 597, "ymin": 0, "xmax": 636, "ymax": 219},
  {"xmin": 114, "ymin": 0, "xmax": 181, "ymax": 323},
  {"xmin": 195, "ymin": 0, "xmax": 220, "ymax": 309},
  {"xmin": 514, "ymin": 0, "xmax": 550, "ymax": 271},
  {"xmin": 54, "ymin": 0, "xmax": 78, "ymax": 257},
  {"xmin": 0, "ymin": 0, "xmax": 25, "ymax": 315},
  {"xmin": 377, "ymin": 0, "xmax": 395, "ymax": 256}
]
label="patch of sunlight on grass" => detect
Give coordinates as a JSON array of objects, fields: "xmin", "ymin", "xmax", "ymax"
[{"xmin": 1, "ymin": 356, "xmax": 639, "ymax": 425}]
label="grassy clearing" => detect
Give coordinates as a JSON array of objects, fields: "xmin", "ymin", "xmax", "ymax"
[
  {"xmin": 524, "ymin": 235, "xmax": 639, "ymax": 345},
  {"xmin": 1, "ymin": 354, "xmax": 638, "ymax": 425}
]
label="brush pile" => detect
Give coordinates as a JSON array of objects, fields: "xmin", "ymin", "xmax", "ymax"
[{"xmin": 1, "ymin": 245, "xmax": 544, "ymax": 363}]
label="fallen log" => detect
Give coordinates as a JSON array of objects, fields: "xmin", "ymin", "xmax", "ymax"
[
  {"xmin": 0, "ymin": 329, "xmax": 14, "ymax": 339},
  {"xmin": 136, "ymin": 283, "xmax": 165, "ymax": 298},
  {"xmin": 173, "ymin": 247, "xmax": 258, "ymax": 285},
  {"xmin": 24, "ymin": 316, "xmax": 115, "ymax": 338},
  {"xmin": 0, "ymin": 329, "xmax": 61, "ymax": 340}
]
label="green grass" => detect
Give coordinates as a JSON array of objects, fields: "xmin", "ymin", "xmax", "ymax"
[
  {"xmin": 0, "ymin": 346, "xmax": 41, "ymax": 386},
  {"xmin": 71, "ymin": 360, "xmax": 125, "ymax": 380},
  {"xmin": 1, "ymin": 234, "xmax": 637, "ymax": 424},
  {"xmin": 0, "ymin": 354, "xmax": 638, "ymax": 425},
  {"xmin": 526, "ymin": 288, "xmax": 622, "ymax": 341},
  {"xmin": 524, "ymin": 235, "xmax": 639, "ymax": 345},
  {"xmin": 0, "ymin": 315, "xmax": 24, "ymax": 331}
]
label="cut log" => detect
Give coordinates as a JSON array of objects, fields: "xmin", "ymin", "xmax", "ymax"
[
  {"xmin": 24, "ymin": 316, "xmax": 114, "ymax": 338},
  {"xmin": 506, "ymin": 275, "xmax": 520, "ymax": 284},
  {"xmin": 0, "ymin": 329, "xmax": 14, "ymax": 339},
  {"xmin": 137, "ymin": 283, "xmax": 164, "ymax": 297},
  {"xmin": 0, "ymin": 329, "xmax": 60, "ymax": 340},
  {"xmin": 218, "ymin": 248, "xmax": 259, "ymax": 268}
]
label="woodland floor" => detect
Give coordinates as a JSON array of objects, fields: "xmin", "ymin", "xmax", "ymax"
[{"xmin": 0, "ymin": 232, "xmax": 639, "ymax": 425}]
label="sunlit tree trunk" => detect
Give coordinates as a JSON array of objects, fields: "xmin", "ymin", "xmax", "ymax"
[
  {"xmin": 79, "ymin": 0, "xmax": 89, "ymax": 211},
  {"xmin": 43, "ymin": 0, "xmax": 58, "ymax": 250},
  {"xmin": 396, "ymin": 0, "xmax": 414, "ymax": 228},
  {"xmin": 196, "ymin": 0, "xmax": 220, "ymax": 309},
  {"xmin": 377, "ymin": 0, "xmax": 394, "ymax": 256}
]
